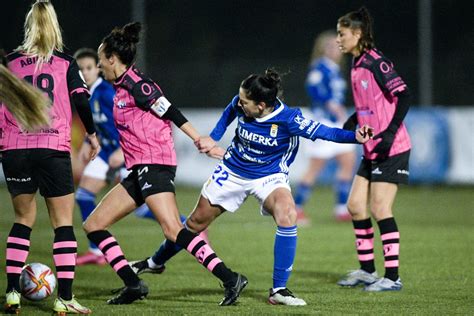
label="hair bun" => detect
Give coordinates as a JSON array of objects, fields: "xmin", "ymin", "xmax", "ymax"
[
  {"xmin": 123, "ymin": 22, "xmax": 142, "ymax": 44},
  {"xmin": 264, "ymin": 68, "xmax": 281, "ymax": 86}
]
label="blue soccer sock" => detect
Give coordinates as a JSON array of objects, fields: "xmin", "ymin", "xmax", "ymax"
[
  {"xmin": 75, "ymin": 187, "xmax": 97, "ymax": 250},
  {"xmin": 273, "ymin": 225, "xmax": 297, "ymax": 289},
  {"xmin": 150, "ymin": 214, "xmax": 187, "ymax": 266},
  {"xmin": 335, "ymin": 180, "xmax": 351, "ymax": 206},
  {"xmin": 294, "ymin": 183, "xmax": 312, "ymax": 209}
]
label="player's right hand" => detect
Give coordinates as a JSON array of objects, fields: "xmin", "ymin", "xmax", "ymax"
[{"xmin": 195, "ymin": 136, "xmax": 216, "ymax": 153}]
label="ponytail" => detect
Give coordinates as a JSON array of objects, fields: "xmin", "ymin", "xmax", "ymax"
[
  {"xmin": 338, "ymin": 6, "xmax": 375, "ymax": 52},
  {"xmin": 101, "ymin": 22, "xmax": 142, "ymax": 66}
]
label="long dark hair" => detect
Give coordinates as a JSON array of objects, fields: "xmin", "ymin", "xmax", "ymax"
[
  {"xmin": 240, "ymin": 68, "xmax": 283, "ymax": 107},
  {"xmin": 101, "ymin": 22, "xmax": 141, "ymax": 66},
  {"xmin": 338, "ymin": 7, "xmax": 375, "ymax": 52}
]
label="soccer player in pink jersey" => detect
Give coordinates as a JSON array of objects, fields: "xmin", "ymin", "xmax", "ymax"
[
  {"xmin": 335, "ymin": 7, "xmax": 411, "ymax": 291},
  {"xmin": 82, "ymin": 22, "xmax": 247, "ymax": 306},
  {"xmin": 2, "ymin": 1, "xmax": 99, "ymax": 314}
]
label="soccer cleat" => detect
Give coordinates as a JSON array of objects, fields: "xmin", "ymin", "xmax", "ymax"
[
  {"xmin": 296, "ymin": 208, "xmax": 311, "ymax": 227},
  {"xmin": 107, "ymin": 280, "xmax": 149, "ymax": 305},
  {"xmin": 337, "ymin": 269, "xmax": 378, "ymax": 287},
  {"xmin": 129, "ymin": 259, "xmax": 166, "ymax": 275},
  {"xmin": 363, "ymin": 277, "xmax": 403, "ymax": 292},
  {"xmin": 268, "ymin": 288, "xmax": 307, "ymax": 306},
  {"xmin": 52, "ymin": 296, "xmax": 91, "ymax": 315},
  {"xmin": 76, "ymin": 251, "xmax": 107, "ymax": 266},
  {"xmin": 219, "ymin": 273, "xmax": 248, "ymax": 306},
  {"xmin": 4, "ymin": 289, "xmax": 21, "ymax": 314}
]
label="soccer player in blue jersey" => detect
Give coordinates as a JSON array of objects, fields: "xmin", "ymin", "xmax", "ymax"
[
  {"xmin": 294, "ymin": 31, "xmax": 356, "ymax": 224},
  {"xmin": 130, "ymin": 69, "xmax": 372, "ymax": 306}
]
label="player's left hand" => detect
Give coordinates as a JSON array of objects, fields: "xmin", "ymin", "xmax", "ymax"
[
  {"xmin": 372, "ymin": 129, "xmax": 395, "ymax": 154},
  {"xmin": 355, "ymin": 125, "xmax": 373, "ymax": 144}
]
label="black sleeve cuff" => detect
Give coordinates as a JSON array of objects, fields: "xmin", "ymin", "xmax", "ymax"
[
  {"xmin": 72, "ymin": 92, "xmax": 96, "ymax": 134},
  {"xmin": 162, "ymin": 106, "xmax": 188, "ymax": 127}
]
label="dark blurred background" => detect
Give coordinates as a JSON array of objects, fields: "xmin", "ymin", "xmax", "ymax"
[{"xmin": 2, "ymin": 0, "xmax": 473, "ymax": 108}]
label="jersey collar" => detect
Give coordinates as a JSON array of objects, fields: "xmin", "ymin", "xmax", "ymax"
[{"xmin": 255, "ymin": 98, "xmax": 284, "ymax": 123}]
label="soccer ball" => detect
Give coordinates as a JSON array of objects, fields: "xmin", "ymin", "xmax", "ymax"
[{"xmin": 20, "ymin": 263, "xmax": 56, "ymax": 301}]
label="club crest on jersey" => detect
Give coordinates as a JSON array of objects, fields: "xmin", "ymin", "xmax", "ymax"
[
  {"xmin": 117, "ymin": 100, "xmax": 127, "ymax": 108},
  {"xmin": 361, "ymin": 80, "xmax": 368, "ymax": 90},
  {"xmin": 270, "ymin": 124, "xmax": 278, "ymax": 137}
]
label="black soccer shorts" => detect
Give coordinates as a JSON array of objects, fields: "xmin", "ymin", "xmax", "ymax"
[
  {"xmin": 356, "ymin": 150, "xmax": 410, "ymax": 184},
  {"xmin": 2, "ymin": 149, "xmax": 74, "ymax": 197},
  {"xmin": 120, "ymin": 164, "xmax": 177, "ymax": 206}
]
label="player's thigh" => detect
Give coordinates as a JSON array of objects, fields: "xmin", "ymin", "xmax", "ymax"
[
  {"xmin": 262, "ymin": 187, "xmax": 296, "ymax": 226},
  {"xmin": 145, "ymin": 192, "xmax": 183, "ymax": 241},
  {"xmin": 45, "ymin": 193, "xmax": 75, "ymax": 228},
  {"xmin": 83, "ymin": 183, "xmax": 136, "ymax": 232},
  {"xmin": 252, "ymin": 173, "xmax": 291, "ymax": 217},
  {"xmin": 187, "ymin": 195, "xmax": 224, "ymax": 231},
  {"xmin": 369, "ymin": 182, "xmax": 398, "ymax": 220}
]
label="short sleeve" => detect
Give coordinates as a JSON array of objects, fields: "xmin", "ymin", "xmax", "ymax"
[
  {"xmin": 67, "ymin": 59, "xmax": 89, "ymax": 96},
  {"xmin": 131, "ymin": 79, "xmax": 163, "ymax": 110},
  {"xmin": 372, "ymin": 57, "xmax": 407, "ymax": 96}
]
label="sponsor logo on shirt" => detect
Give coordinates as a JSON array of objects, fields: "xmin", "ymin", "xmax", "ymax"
[
  {"xmin": 294, "ymin": 115, "xmax": 312, "ymax": 130},
  {"xmin": 238, "ymin": 126, "xmax": 278, "ymax": 146}
]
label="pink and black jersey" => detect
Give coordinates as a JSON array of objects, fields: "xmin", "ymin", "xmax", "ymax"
[
  {"xmin": 113, "ymin": 65, "xmax": 176, "ymax": 169},
  {"xmin": 2, "ymin": 51, "xmax": 88, "ymax": 152},
  {"xmin": 351, "ymin": 48, "xmax": 411, "ymax": 160}
]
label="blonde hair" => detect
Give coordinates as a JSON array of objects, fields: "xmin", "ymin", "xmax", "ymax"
[
  {"xmin": 18, "ymin": 0, "xmax": 63, "ymax": 69},
  {"xmin": 310, "ymin": 30, "xmax": 337, "ymax": 65},
  {"xmin": 0, "ymin": 64, "xmax": 50, "ymax": 130}
]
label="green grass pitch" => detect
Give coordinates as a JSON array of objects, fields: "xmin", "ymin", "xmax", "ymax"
[{"xmin": 0, "ymin": 184, "xmax": 473, "ymax": 315}]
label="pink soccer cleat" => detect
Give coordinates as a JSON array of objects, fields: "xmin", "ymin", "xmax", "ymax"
[{"xmin": 76, "ymin": 251, "xmax": 107, "ymax": 266}]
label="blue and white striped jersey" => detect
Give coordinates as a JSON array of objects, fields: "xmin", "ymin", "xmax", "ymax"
[
  {"xmin": 306, "ymin": 57, "xmax": 347, "ymax": 122},
  {"xmin": 210, "ymin": 95, "xmax": 357, "ymax": 179}
]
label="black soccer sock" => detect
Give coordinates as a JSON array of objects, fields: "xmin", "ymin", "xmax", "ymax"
[
  {"xmin": 377, "ymin": 217, "xmax": 400, "ymax": 281},
  {"xmin": 175, "ymin": 228, "xmax": 236, "ymax": 284},
  {"xmin": 6, "ymin": 223, "xmax": 32, "ymax": 292},
  {"xmin": 352, "ymin": 218, "xmax": 376, "ymax": 273},
  {"xmin": 87, "ymin": 230, "xmax": 140, "ymax": 287}
]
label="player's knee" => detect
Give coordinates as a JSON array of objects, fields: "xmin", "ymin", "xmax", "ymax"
[
  {"xmin": 347, "ymin": 199, "xmax": 364, "ymax": 216},
  {"xmin": 186, "ymin": 216, "xmax": 207, "ymax": 233},
  {"xmin": 274, "ymin": 205, "xmax": 297, "ymax": 226}
]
